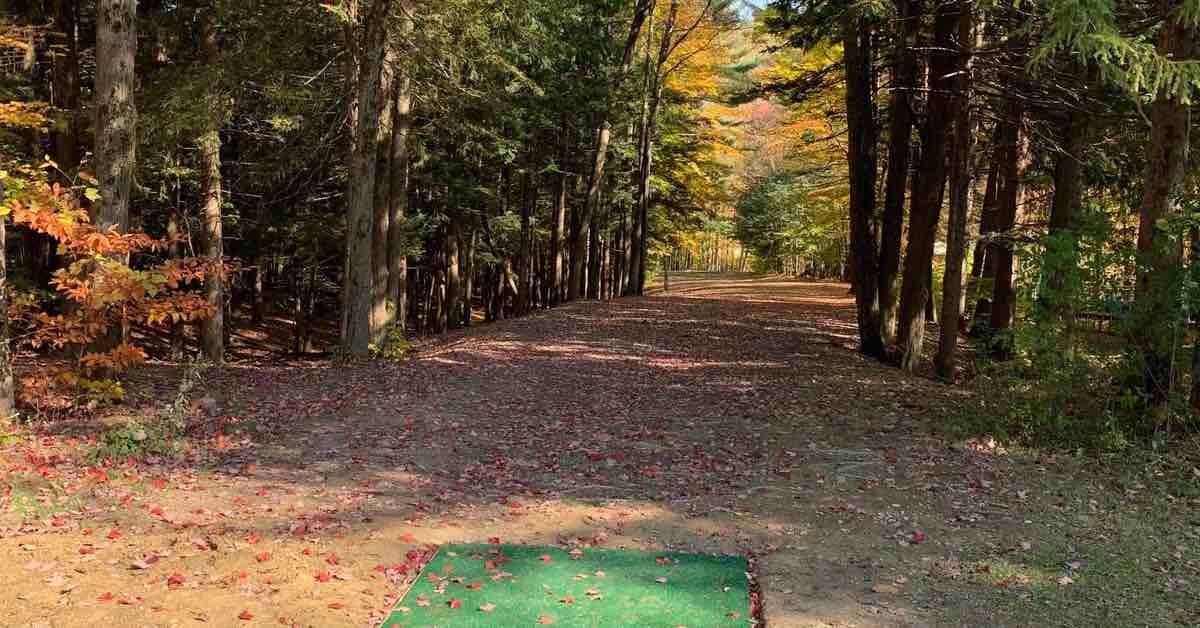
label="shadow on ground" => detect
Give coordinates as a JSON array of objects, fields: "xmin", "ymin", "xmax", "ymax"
[{"xmin": 2, "ymin": 273, "xmax": 1195, "ymax": 627}]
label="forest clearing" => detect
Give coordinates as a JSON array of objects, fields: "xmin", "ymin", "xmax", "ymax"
[
  {"xmin": 4, "ymin": 0, "xmax": 1200, "ymax": 626},
  {"xmin": 0, "ymin": 274, "xmax": 1193, "ymax": 627}
]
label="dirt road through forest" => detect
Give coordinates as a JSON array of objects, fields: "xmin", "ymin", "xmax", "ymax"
[{"xmin": 2, "ymin": 273, "xmax": 1194, "ymax": 627}]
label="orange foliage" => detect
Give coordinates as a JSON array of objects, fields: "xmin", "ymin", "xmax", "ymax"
[{"xmin": 2, "ymin": 175, "xmax": 220, "ymax": 416}]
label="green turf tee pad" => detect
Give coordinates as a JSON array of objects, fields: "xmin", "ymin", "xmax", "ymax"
[{"xmin": 381, "ymin": 544, "xmax": 751, "ymax": 627}]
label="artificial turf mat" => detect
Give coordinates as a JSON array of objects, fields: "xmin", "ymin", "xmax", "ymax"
[{"xmin": 380, "ymin": 544, "xmax": 751, "ymax": 627}]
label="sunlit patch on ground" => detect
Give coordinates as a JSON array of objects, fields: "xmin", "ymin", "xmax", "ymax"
[{"xmin": 1, "ymin": 273, "xmax": 1194, "ymax": 628}]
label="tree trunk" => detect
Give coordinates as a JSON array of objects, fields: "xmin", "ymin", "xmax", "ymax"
[
  {"xmin": 167, "ymin": 207, "xmax": 186, "ymax": 358},
  {"xmin": 568, "ymin": 0, "xmax": 652, "ymax": 301},
  {"xmin": 199, "ymin": 10, "xmax": 225, "ymax": 363},
  {"xmin": 517, "ymin": 172, "xmax": 534, "ymax": 314},
  {"xmin": 1041, "ymin": 70, "xmax": 1090, "ymax": 328},
  {"xmin": 0, "ymin": 180, "xmax": 14, "ymax": 418},
  {"xmin": 387, "ymin": 19, "xmax": 412, "ymax": 333},
  {"xmin": 616, "ymin": 206, "xmax": 630, "ymax": 294},
  {"xmin": 550, "ymin": 169, "xmax": 566, "ymax": 306},
  {"xmin": 879, "ymin": 0, "xmax": 921, "ymax": 343},
  {"xmin": 629, "ymin": 5, "xmax": 658, "ymax": 296},
  {"xmin": 252, "ymin": 250, "xmax": 267, "ymax": 324},
  {"xmin": 370, "ymin": 41, "xmax": 397, "ymax": 343},
  {"xmin": 587, "ymin": 206, "xmax": 601, "ymax": 299},
  {"xmin": 463, "ymin": 229, "xmax": 475, "ymax": 326},
  {"xmin": 341, "ymin": 0, "xmax": 390, "ymax": 356},
  {"xmin": 95, "ymin": 0, "xmax": 136, "ymax": 234},
  {"xmin": 446, "ymin": 219, "xmax": 462, "ymax": 329},
  {"xmin": 935, "ymin": 0, "xmax": 977, "ymax": 379},
  {"xmin": 925, "ymin": 264, "xmax": 938, "ymax": 324},
  {"xmin": 988, "ymin": 103, "xmax": 1026, "ymax": 359},
  {"xmin": 49, "ymin": 0, "xmax": 81, "ymax": 171},
  {"xmin": 1131, "ymin": 3, "xmax": 1196, "ymax": 407},
  {"xmin": 970, "ymin": 156, "xmax": 999, "ymax": 278},
  {"xmin": 896, "ymin": 3, "xmax": 956, "ymax": 371},
  {"xmin": 841, "ymin": 7, "xmax": 883, "ymax": 358},
  {"xmin": 1190, "ymin": 229, "xmax": 1200, "ymax": 412}
]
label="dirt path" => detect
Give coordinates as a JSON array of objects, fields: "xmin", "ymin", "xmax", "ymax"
[{"xmin": 2, "ymin": 273, "xmax": 1196, "ymax": 627}]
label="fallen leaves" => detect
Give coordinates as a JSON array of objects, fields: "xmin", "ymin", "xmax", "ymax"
[
  {"xmin": 130, "ymin": 554, "xmax": 160, "ymax": 570},
  {"xmin": 238, "ymin": 609, "xmax": 253, "ymax": 621},
  {"xmin": 166, "ymin": 574, "xmax": 185, "ymax": 589},
  {"xmin": 1, "ymin": 277, "xmax": 1164, "ymax": 628}
]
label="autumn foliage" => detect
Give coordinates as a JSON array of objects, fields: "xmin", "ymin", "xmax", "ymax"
[{"xmin": 2, "ymin": 166, "xmax": 218, "ymax": 415}]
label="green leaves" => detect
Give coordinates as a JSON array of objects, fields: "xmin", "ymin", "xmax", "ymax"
[{"xmin": 1032, "ymin": 0, "xmax": 1200, "ymax": 104}]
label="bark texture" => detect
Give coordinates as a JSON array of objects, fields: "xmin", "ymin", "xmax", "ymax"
[
  {"xmin": 841, "ymin": 7, "xmax": 883, "ymax": 358},
  {"xmin": 199, "ymin": 10, "xmax": 225, "ymax": 363},
  {"xmin": 95, "ymin": 0, "xmax": 137, "ymax": 233},
  {"xmin": 1131, "ymin": 1, "xmax": 1196, "ymax": 405},
  {"xmin": 935, "ymin": 0, "xmax": 977, "ymax": 379},
  {"xmin": 879, "ymin": 0, "xmax": 921, "ymax": 343},
  {"xmin": 342, "ymin": 0, "xmax": 392, "ymax": 356},
  {"xmin": 897, "ymin": 3, "xmax": 957, "ymax": 371}
]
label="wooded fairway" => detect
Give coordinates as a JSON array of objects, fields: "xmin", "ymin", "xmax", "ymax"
[
  {"xmin": 382, "ymin": 544, "xmax": 750, "ymax": 627},
  {"xmin": 2, "ymin": 0, "xmax": 1200, "ymax": 626}
]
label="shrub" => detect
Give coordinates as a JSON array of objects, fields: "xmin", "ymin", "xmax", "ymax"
[
  {"xmin": 370, "ymin": 325, "xmax": 412, "ymax": 360},
  {"xmin": 1, "ymin": 161, "xmax": 219, "ymax": 417}
]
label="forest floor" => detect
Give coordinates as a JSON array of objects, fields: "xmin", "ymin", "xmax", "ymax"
[{"xmin": 1, "ymin": 272, "xmax": 1197, "ymax": 627}]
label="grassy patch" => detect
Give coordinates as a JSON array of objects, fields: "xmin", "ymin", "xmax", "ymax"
[
  {"xmin": 87, "ymin": 419, "xmax": 177, "ymax": 463},
  {"xmin": 5, "ymin": 477, "xmax": 86, "ymax": 518},
  {"xmin": 922, "ymin": 477, "xmax": 1200, "ymax": 627},
  {"xmin": 383, "ymin": 544, "xmax": 750, "ymax": 628}
]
